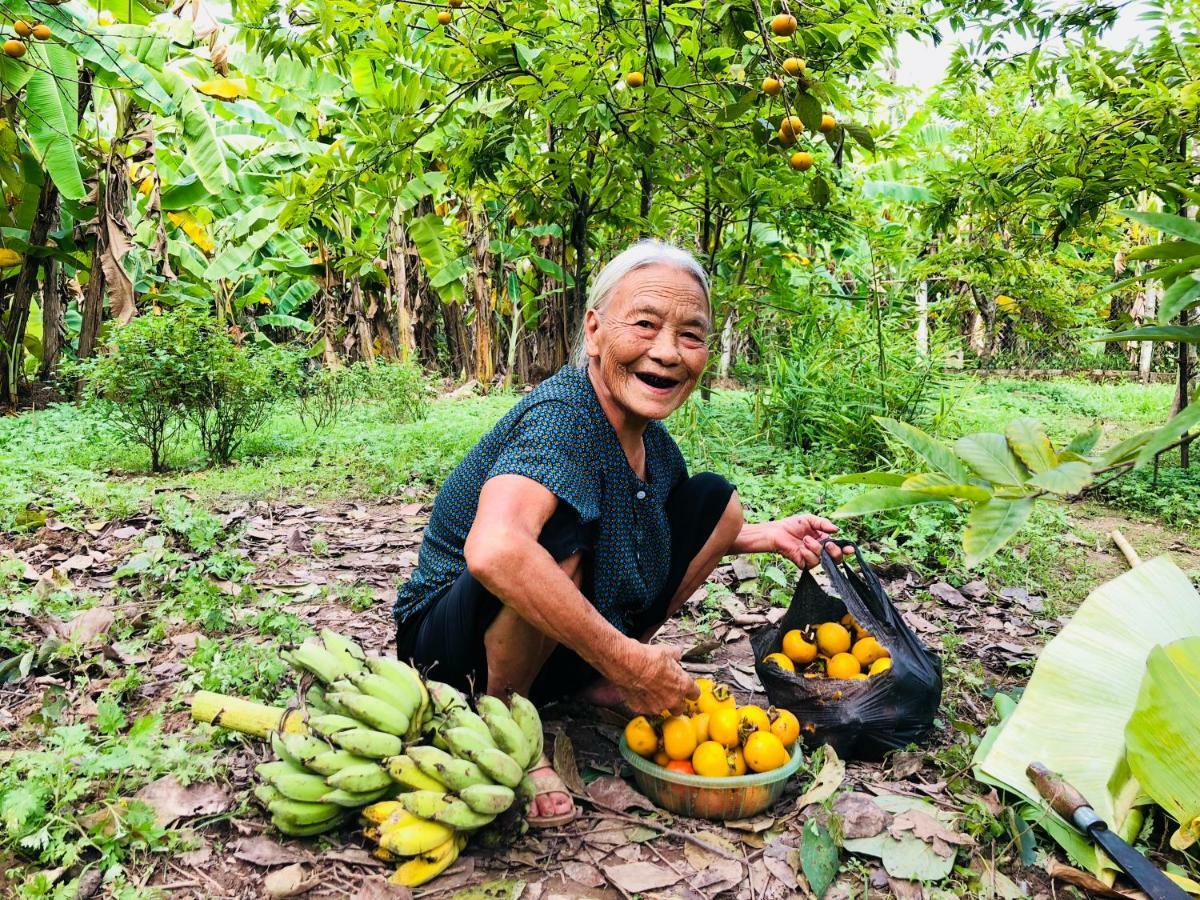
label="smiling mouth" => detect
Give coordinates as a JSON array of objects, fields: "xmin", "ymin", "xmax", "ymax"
[{"xmin": 635, "ymin": 372, "xmax": 681, "ymax": 390}]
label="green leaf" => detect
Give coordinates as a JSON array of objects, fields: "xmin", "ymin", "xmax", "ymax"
[
  {"xmin": 1004, "ymin": 418, "xmax": 1057, "ymax": 474},
  {"xmin": 800, "ymin": 820, "xmax": 837, "ymax": 898},
  {"xmin": 832, "ymin": 488, "xmax": 950, "ymax": 518},
  {"xmin": 842, "ymin": 122, "xmax": 874, "ymax": 152},
  {"xmin": 795, "ymin": 93, "xmax": 823, "ymax": 134},
  {"xmin": 1095, "ymin": 325, "xmax": 1200, "ymax": 344},
  {"xmin": 1126, "ymin": 638, "xmax": 1200, "ymax": 851},
  {"xmin": 1123, "ymin": 210, "xmax": 1200, "ymax": 245},
  {"xmin": 830, "ymin": 471, "xmax": 907, "ymax": 486},
  {"xmin": 963, "ymin": 498, "xmax": 1034, "ymax": 567},
  {"xmin": 974, "ymin": 558, "xmax": 1200, "ymax": 878},
  {"xmin": 20, "ymin": 69, "xmax": 84, "ymax": 200},
  {"xmin": 901, "ymin": 473, "xmax": 992, "ymax": 502},
  {"xmin": 1158, "ymin": 273, "xmax": 1200, "ymax": 324},
  {"xmin": 1125, "ymin": 242, "xmax": 1200, "ymax": 262},
  {"xmin": 1064, "ymin": 427, "xmax": 1101, "ymax": 456},
  {"xmin": 1135, "ymin": 400, "xmax": 1200, "ymax": 468},
  {"xmin": 1098, "ymin": 429, "xmax": 1156, "ymax": 467},
  {"xmin": 162, "ymin": 70, "xmax": 231, "ymax": 194},
  {"xmin": 257, "ymin": 313, "xmax": 315, "ymax": 332},
  {"xmin": 1027, "ymin": 461, "xmax": 1093, "ymax": 495},
  {"xmin": 874, "ymin": 417, "xmax": 970, "ymax": 482},
  {"xmin": 954, "ymin": 433, "xmax": 1028, "ymax": 486}
]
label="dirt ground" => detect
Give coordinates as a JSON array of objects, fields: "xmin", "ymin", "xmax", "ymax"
[{"xmin": 3, "ymin": 495, "xmax": 1197, "ymax": 898}]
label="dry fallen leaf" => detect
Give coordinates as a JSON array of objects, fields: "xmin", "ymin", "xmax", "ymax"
[
  {"xmin": 66, "ymin": 607, "xmax": 116, "ymax": 644},
  {"xmin": 603, "ymin": 861, "xmax": 681, "ymax": 893},
  {"xmin": 796, "ymin": 745, "xmax": 846, "ymax": 808},
  {"xmin": 562, "ymin": 861, "xmax": 606, "ymax": 888},
  {"xmin": 691, "ymin": 857, "xmax": 744, "ymax": 893},
  {"xmin": 265, "ymin": 863, "xmax": 318, "ymax": 897},
  {"xmin": 889, "ymin": 808, "xmax": 975, "ymax": 858},
  {"xmin": 1045, "ymin": 861, "xmax": 1146, "ymax": 899},
  {"xmin": 553, "ymin": 732, "xmax": 587, "ymax": 796},
  {"xmin": 135, "ymin": 776, "xmax": 231, "ymax": 827},
  {"xmin": 889, "ymin": 751, "xmax": 925, "ymax": 779},
  {"xmin": 587, "ymin": 776, "xmax": 656, "ymax": 813},
  {"xmin": 832, "ymin": 792, "xmax": 892, "ymax": 839},
  {"xmin": 351, "ymin": 876, "xmax": 413, "ymax": 900}
]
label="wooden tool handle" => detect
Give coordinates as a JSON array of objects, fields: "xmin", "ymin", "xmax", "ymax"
[{"xmin": 1027, "ymin": 762, "xmax": 1091, "ymax": 820}]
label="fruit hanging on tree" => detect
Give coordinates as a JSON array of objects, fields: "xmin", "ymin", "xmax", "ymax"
[
  {"xmin": 782, "ymin": 57, "xmax": 805, "ymax": 76},
  {"xmin": 819, "ymin": 113, "xmax": 836, "ymax": 133},
  {"xmin": 436, "ymin": 10, "xmax": 452, "ymax": 24},
  {"xmin": 778, "ymin": 114, "xmax": 804, "ymax": 142},
  {"xmin": 32, "ymin": 23, "xmax": 52, "ymax": 39},
  {"xmin": 3, "ymin": 38, "xmax": 26, "ymax": 58},
  {"xmin": 625, "ymin": 71, "xmax": 644, "ymax": 88},
  {"xmin": 762, "ymin": 76, "xmax": 782, "ymax": 96},
  {"xmin": 789, "ymin": 151, "xmax": 813, "ymax": 171},
  {"xmin": 13, "ymin": 20, "xmax": 32, "ymax": 37},
  {"xmin": 770, "ymin": 13, "xmax": 797, "ymax": 36}
]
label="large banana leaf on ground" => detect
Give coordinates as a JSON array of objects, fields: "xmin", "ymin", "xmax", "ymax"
[
  {"xmin": 1126, "ymin": 637, "xmax": 1200, "ymax": 852},
  {"xmin": 972, "ymin": 558, "xmax": 1200, "ymax": 882}
]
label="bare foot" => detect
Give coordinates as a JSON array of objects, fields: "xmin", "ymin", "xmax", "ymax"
[{"xmin": 527, "ymin": 756, "xmax": 577, "ymax": 826}]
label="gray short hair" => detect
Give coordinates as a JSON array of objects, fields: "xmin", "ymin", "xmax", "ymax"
[{"xmin": 572, "ymin": 240, "xmax": 711, "ymax": 367}]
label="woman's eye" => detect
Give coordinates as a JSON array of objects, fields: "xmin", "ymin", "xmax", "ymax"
[{"xmin": 634, "ymin": 320, "xmax": 656, "ymax": 330}]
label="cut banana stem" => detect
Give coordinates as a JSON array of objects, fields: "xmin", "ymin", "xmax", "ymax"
[{"xmin": 191, "ymin": 691, "xmax": 305, "ymax": 739}]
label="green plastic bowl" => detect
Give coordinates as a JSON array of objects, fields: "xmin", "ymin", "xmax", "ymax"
[{"xmin": 618, "ymin": 736, "xmax": 804, "ymax": 820}]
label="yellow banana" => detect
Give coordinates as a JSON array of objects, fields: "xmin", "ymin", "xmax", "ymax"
[
  {"xmin": 388, "ymin": 835, "xmax": 463, "ymax": 887},
  {"xmin": 386, "ymin": 754, "xmax": 449, "ymax": 792},
  {"xmin": 379, "ymin": 817, "xmax": 456, "ymax": 856},
  {"xmin": 361, "ymin": 801, "xmax": 406, "ymax": 825}
]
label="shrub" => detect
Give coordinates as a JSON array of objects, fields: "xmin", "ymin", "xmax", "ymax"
[
  {"xmin": 296, "ymin": 364, "xmax": 361, "ymax": 430},
  {"xmin": 74, "ymin": 313, "xmax": 194, "ymax": 471},
  {"xmin": 182, "ymin": 330, "xmax": 301, "ymax": 466},
  {"xmin": 355, "ymin": 360, "xmax": 430, "ymax": 424}
]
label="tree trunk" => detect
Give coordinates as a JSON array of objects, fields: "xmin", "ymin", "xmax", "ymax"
[
  {"xmin": 442, "ymin": 300, "xmax": 470, "ymax": 379},
  {"xmin": 915, "ymin": 280, "xmax": 929, "ymax": 356},
  {"xmin": 348, "ymin": 275, "xmax": 376, "ymax": 366},
  {"xmin": 639, "ymin": 166, "xmax": 652, "ymax": 234},
  {"xmin": 469, "ymin": 209, "xmax": 495, "ymax": 384},
  {"xmin": 1, "ymin": 180, "xmax": 58, "ymax": 403},
  {"xmin": 38, "ymin": 257, "xmax": 64, "ymax": 381},
  {"xmin": 1139, "ymin": 282, "xmax": 1158, "ymax": 384},
  {"xmin": 388, "ymin": 204, "xmax": 415, "ymax": 361}
]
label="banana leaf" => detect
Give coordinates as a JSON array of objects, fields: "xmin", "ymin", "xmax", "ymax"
[
  {"xmin": 1126, "ymin": 637, "xmax": 1200, "ymax": 851},
  {"xmin": 973, "ymin": 557, "xmax": 1200, "ymax": 881}
]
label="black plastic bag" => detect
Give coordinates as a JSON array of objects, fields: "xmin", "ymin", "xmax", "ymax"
[{"xmin": 751, "ymin": 543, "xmax": 942, "ymax": 761}]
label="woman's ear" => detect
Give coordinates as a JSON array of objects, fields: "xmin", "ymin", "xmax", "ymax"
[{"xmin": 583, "ymin": 308, "xmax": 601, "ymax": 360}]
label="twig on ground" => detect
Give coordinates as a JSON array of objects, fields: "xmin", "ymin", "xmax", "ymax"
[{"xmin": 583, "ymin": 801, "xmax": 742, "ymax": 861}]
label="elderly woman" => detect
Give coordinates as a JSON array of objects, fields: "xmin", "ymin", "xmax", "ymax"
[{"xmin": 394, "ymin": 240, "xmax": 841, "ymax": 825}]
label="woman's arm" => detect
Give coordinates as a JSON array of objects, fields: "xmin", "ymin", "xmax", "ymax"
[
  {"xmin": 731, "ymin": 514, "xmax": 842, "ymax": 569},
  {"xmin": 465, "ymin": 474, "xmax": 696, "ymax": 714}
]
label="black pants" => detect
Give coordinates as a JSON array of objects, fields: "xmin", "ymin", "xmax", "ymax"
[{"xmin": 395, "ymin": 473, "xmax": 735, "ymax": 705}]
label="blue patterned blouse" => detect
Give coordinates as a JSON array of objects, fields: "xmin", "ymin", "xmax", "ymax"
[{"xmin": 394, "ymin": 365, "xmax": 688, "ymax": 635}]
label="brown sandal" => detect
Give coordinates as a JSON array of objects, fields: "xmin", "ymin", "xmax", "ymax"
[{"xmin": 525, "ymin": 757, "xmax": 578, "ymax": 828}]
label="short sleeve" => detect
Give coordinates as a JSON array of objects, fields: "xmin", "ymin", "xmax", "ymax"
[{"xmin": 486, "ymin": 400, "xmax": 601, "ymax": 522}]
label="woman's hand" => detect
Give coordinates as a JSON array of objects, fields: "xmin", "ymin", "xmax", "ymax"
[
  {"xmin": 613, "ymin": 643, "xmax": 699, "ymax": 715},
  {"xmin": 767, "ymin": 514, "xmax": 842, "ymax": 569}
]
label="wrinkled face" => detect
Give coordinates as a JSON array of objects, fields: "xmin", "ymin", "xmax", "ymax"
[{"xmin": 584, "ymin": 264, "xmax": 711, "ymax": 422}]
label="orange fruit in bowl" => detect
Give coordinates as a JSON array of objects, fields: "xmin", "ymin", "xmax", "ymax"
[
  {"xmin": 624, "ymin": 716, "xmax": 659, "ymax": 757},
  {"xmin": 666, "ymin": 759, "xmax": 695, "ymax": 775},
  {"xmin": 781, "ymin": 629, "xmax": 817, "ymax": 664},
  {"xmin": 692, "ymin": 740, "xmax": 732, "ymax": 777},
  {"xmin": 662, "ymin": 715, "xmax": 698, "ymax": 761},
  {"xmin": 729, "ymin": 747, "xmax": 747, "ymax": 776},
  {"xmin": 691, "ymin": 712, "xmax": 710, "ymax": 743},
  {"xmin": 709, "ymin": 708, "xmax": 741, "ymax": 748},
  {"xmin": 653, "ymin": 749, "xmax": 670, "ymax": 767},
  {"xmin": 744, "ymin": 731, "xmax": 790, "ymax": 772},
  {"xmin": 769, "ymin": 708, "xmax": 800, "ymax": 747},
  {"xmin": 738, "ymin": 705, "xmax": 771, "ymax": 735},
  {"xmin": 698, "ymin": 683, "xmax": 735, "ymax": 715}
]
